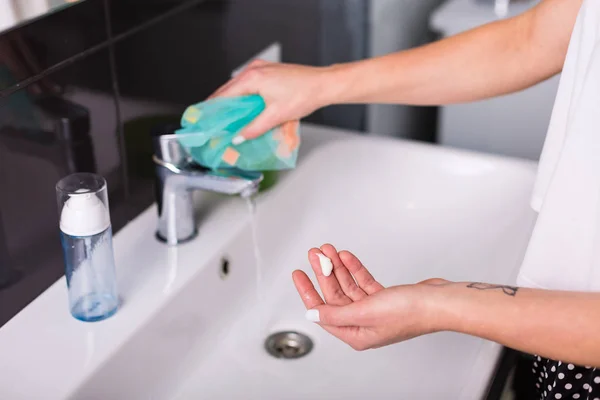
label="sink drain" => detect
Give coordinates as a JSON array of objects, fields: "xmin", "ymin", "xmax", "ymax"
[{"xmin": 265, "ymin": 331, "xmax": 313, "ymax": 359}]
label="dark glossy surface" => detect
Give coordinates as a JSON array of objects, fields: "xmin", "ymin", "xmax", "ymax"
[
  {"xmin": 108, "ymin": 0, "xmax": 206, "ymax": 37},
  {"xmin": 0, "ymin": 0, "xmax": 107, "ymax": 93},
  {"xmin": 0, "ymin": 0, "xmax": 372, "ymax": 328},
  {"xmin": 0, "ymin": 45, "xmax": 156, "ymax": 326}
]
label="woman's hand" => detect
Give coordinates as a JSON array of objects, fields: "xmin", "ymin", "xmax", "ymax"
[
  {"xmin": 293, "ymin": 245, "xmax": 600, "ymax": 366},
  {"xmin": 208, "ymin": 60, "xmax": 336, "ymax": 142},
  {"xmin": 292, "ymin": 244, "xmax": 450, "ymax": 351}
]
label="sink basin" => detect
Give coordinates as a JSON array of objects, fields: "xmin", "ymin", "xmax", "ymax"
[{"xmin": 0, "ymin": 125, "xmax": 537, "ymax": 399}]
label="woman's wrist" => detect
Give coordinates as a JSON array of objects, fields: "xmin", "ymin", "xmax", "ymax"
[
  {"xmin": 320, "ymin": 55, "xmax": 407, "ymax": 106},
  {"xmin": 421, "ymin": 281, "xmax": 527, "ymax": 338},
  {"xmin": 318, "ymin": 61, "xmax": 364, "ymax": 107},
  {"xmin": 419, "ymin": 281, "xmax": 467, "ymax": 334}
]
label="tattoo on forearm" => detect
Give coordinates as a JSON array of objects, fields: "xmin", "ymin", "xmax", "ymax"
[{"xmin": 466, "ymin": 282, "xmax": 519, "ymax": 296}]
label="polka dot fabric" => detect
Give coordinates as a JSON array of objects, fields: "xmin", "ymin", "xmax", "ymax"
[{"xmin": 532, "ymin": 356, "xmax": 600, "ymax": 399}]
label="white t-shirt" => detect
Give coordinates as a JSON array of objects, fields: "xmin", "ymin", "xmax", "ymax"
[{"xmin": 517, "ymin": 0, "xmax": 600, "ymax": 291}]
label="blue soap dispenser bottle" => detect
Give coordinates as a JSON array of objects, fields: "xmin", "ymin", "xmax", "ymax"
[{"xmin": 56, "ymin": 173, "xmax": 119, "ymax": 322}]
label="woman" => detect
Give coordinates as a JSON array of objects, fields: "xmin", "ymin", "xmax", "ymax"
[{"xmin": 212, "ymin": 0, "xmax": 600, "ymax": 398}]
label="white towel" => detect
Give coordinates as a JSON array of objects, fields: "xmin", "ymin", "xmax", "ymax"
[{"xmin": 517, "ymin": 0, "xmax": 600, "ymax": 291}]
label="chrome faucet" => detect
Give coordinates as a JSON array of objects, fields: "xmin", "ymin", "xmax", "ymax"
[{"xmin": 151, "ymin": 125, "xmax": 263, "ymax": 245}]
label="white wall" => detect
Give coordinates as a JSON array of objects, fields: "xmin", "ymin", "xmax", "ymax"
[{"xmin": 431, "ymin": 0, "xmax": 556, "ymax": 160}]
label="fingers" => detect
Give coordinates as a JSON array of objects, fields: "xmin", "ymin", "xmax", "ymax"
[
  {"xmin": 292, "ymin": 269, "xmax": 351, "ymax": 339},
  {"xmin": 208, "ymin": 76, "xmax": 250, "ymax": 100},
  {"xmin": 338, "ymin": 250, "xmax": 384, "ymax": 295},
  {"xmin": 308, "ymin": 248, "xmax": 352, "ymax": 306},
  {"xmin": 208, "ymin": 59, "xmax": 271, "ymax": 100},
  {"xmin": 309, "ymin": 302, "xmax": 365, "ymax": 327},
  {"xmin": 292, "ymin": 269, "xmax": 325, "ymax": 309},
  {"xmin": 293, "ymin": 262, "xmax": 366, "ymax": 326},
  {"xmin": 305, "ymin": 303, "xmax": 372, "ymax": 351},
  {"xmin": 296, "ymin": 246, "xmax": 384, "ymax": 352},
  {"xmin": 206, "ymin": 60, "xmax": 284, "ymax": 141},
  {"xmin": 320, "ymin": 244, "xmax": 367, "ymax": 302},
  {"xmin": 236, "ymin": 106, "xmax": 282, "ymax": 141}
]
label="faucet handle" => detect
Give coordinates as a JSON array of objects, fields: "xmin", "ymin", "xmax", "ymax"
[
  {"xmin": 151, "ymin": 123, "xmax": 191, "ymax": 168},
  {"xmin": 150, "ymin": 124, "xmax": 264, "ymax": 195},
  {"xmin": 203, "ymin": 168, "xmax": 263, "ymax": 198}
]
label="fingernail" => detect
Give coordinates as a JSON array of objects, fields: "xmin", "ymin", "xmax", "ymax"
[
  {"xmin": 232, "ymin": 136, "xmax": 246, "ymax": 145},
  {"xmin": 305, "ymin": 309, "xmax": 320, "ymax": 322}
]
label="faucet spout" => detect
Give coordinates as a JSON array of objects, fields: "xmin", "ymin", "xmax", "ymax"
[
  {"xmin": 151, "ymin": 125, "xmax": 263, "ymax": 245},
  {"xmin": 152, "ymin": 155, "xmax": 262, "ymax": 197}
]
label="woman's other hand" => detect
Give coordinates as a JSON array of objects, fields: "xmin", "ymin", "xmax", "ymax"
[
  {"xmin": 209, "ymin": 60, "xmax": 336, "ymax": 142},
  {"xmin": 292, "ymin": 244, "xmax": 450, "ymax": 351}
]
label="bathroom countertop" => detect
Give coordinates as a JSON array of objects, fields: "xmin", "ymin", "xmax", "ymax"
[
  {"xmin": 0, "ymin": 123, "xmax": 357, "ymax": 399},
  {"xmin": 0, "ymin": 173, "xmax": 156, "ymax": 329},
  {"xmin": 0, "ymin": 124, "xmax": 516, "ymax": 399},
  {"xmin": 0, "ymin": 121, "xmax": 337, "ymax": 329}
]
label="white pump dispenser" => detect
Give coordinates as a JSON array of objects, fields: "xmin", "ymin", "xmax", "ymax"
[{"xmin": 59, "ymin": 189, "xmax": 110, "ymax": 237}]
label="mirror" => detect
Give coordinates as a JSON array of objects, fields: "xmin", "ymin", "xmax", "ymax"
[{"xmin": 0, "ymin": 0, "xmax": 83, "ymax": 35}]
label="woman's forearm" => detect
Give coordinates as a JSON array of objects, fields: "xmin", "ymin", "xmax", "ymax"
[
  {"xmin": 323, "ymin": 0, "xmax": 581, "ymax": 107},
  {"xmin": 431, "ymin": 282, "xmax": 600, "ymax": 366}
]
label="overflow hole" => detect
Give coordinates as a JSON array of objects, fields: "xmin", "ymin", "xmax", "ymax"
[{"xmin": 219, "ymin": 257, "xmax": 230, "ymax": 279}]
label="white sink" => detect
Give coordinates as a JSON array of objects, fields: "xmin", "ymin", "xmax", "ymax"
[{"xmin": 0, "ymin": 124, "xmax": 537, "ymax": 399}]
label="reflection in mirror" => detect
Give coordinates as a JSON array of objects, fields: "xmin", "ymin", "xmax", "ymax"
[{"xmin": 0, "ymin": 0, "xmax": 83, "ymax": 35}]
